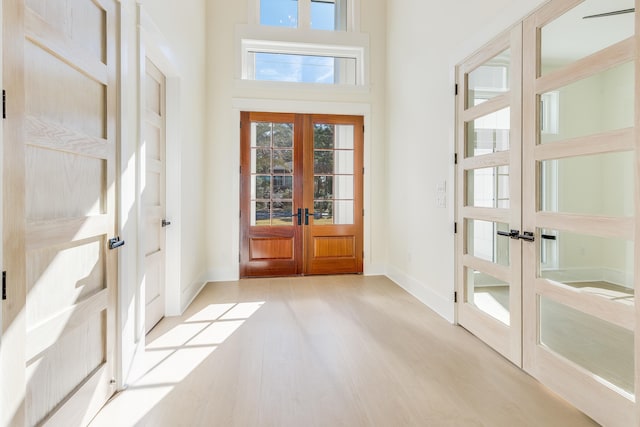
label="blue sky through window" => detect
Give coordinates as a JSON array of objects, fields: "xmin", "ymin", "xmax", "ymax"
[{"xmin": 259, "ymin": 0, "xmax": 338, "ymax": 83}]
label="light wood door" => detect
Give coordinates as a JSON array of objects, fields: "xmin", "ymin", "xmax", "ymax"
[
  {"xmin": 455, "ymin": 24, "xmax": 523, "ymax": 366},
  {"xmin": 2, "ymin": 0, "xmax": 118, "ymax": 425},
  {"xmin": 240, "ymin": 112, "xmax": 363, "ymax": 278},
  {"xmin": 521, "ymin": 1, "xmax": 637, "ymax": 425},
  {"xmin": 144, "ymin": 58, "xmax": 167, "ymax": 332}
]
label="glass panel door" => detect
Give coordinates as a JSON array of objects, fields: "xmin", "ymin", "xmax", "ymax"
[
  {"xmin": 456, "ymin": 24, "xmax": 523, "ymax": 366},
  {"xmin": 522, "ymin": 1, "xmax": 636, "ymax": 424},
  {"xmin": 240, "ymin": 112, "xmax": 363, "ymax": 277}
]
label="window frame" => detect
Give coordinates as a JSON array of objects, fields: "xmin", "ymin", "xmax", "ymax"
[{"xmin": 240, "ymin": 38, "xmax": 364, "ymax": 86}]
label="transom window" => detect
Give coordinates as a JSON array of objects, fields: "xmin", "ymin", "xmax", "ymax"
[{"xmin": 259, "ymin": 0, "xmax": 349, "ymax": 31}]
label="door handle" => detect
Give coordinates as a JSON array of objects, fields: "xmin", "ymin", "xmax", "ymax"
[
  {"xmin": 162, "ymin": 219, "xmax": 172, "ymax": 227},
  {"xmin": 518, "ymin": 231, "xmax": 535, "ymax": 242},
  {"xmin": 304, "ymin": 208, "xmax": 314, "ymax": 226},
  {"xmin": 497, "ymin": 229, "xmax": 519, "ymax": 239},
  {"xmin": 108, "ymin": 236, "xmax": 125, "ymax": 250},
  {"xmin": 292, "ymin": 208, "xmax": 302, "ymax": 225}
]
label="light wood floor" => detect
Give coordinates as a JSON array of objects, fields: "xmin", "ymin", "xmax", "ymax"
[{"xmin": 90, "ymin": 275, "xmax": 597, "ymax": 426}]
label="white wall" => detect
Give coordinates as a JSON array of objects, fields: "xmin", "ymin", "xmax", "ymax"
[
  {"xmin": 204, "ymin": 0, "xmax": 388, "ymax": 280},
  {"xmin": 385, "ymin": 0, "xmax": 547, "ymax": 322},
  {"xmin": 118, "ymin": 0, "xmax": 207, "ymax": 385}
]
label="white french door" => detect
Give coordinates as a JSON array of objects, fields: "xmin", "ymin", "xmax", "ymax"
[
  {"xmin": 521, "ymin": 1, "xmax": 637, "ymax": 425},
  {"xmin": 456, "ymin": 24, "xmax": 523, "ymax": 366},
  {"xmin": 457, "ymin": 1, "xmax": 638, "ymax": 426}
]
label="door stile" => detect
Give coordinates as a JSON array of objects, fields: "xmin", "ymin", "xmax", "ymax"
[
  {"xmin": 508, "ymin": 22, "xmax": 523, "ymax": 365},
  {"xmin": 1, "ymin": 0, "xmax": 27, "ymax": 425},
  {"xmin": 521, "ymin": 14, "xmax": 538, "ymax": 375},
  {"xmin": 634, "ymin": 0, "xmax": 640, "ymax": 420}
]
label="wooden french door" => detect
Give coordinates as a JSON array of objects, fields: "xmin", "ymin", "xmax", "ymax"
[
  {"xmin": 521, "ymin": 1, "xmax": 637, "ymax": 425},
  {"xmin": 240, "ymin": 112, "xmax": 363, "ymax": 278},
  {"xmin": 455, "ymin": 24, "xmax": 523, "ymax": 366},
  {"xmin": 2, "ymin": 0, "xmax": 118, "ymax": 425},
  {"xmin": 144, "ymin": 58, "xmax": 167, "ymax": 332}
]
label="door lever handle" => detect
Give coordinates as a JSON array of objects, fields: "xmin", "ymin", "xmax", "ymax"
[
  {"xmin": 162, "ymin": 219, "xmax": 172, "ymax": 227},
  {"xmin": 108, "ymin": 236, "xmax": 125, "ymax": 250},
  {"xmin": 497, "ymin": 229, "xmax": 519, "ymax": 239},
  {"xmin": 518, "ymin": 231, "xmax": 535, "ymax": 242},
  {"xmin": 304, "ymin": 208, "xmax": 313, "ymax": 226},
  {"xmin": 292, "ymin": 208, "xmax": 302, "ymax": 225}
]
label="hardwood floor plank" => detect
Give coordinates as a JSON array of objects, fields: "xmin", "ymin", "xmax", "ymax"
[{"xmin": 90, "ymin": 276, "xmax": 597, "ymax": 427}]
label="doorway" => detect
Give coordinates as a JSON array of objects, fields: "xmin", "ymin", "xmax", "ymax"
[{"xmin": 240, "ymin": 112, "xmax": 363, "ymax": 277}]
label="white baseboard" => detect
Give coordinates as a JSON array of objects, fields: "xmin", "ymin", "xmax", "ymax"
[
  {"xmin": 180, "ymin": 271, "xmax": 208, "ymax": 314},
  {"xmin": 386, "ymin": 266, "xmax": 454, "ymax": 323},
  {"xmin": 204, "ymin": 266, "xmax": 240, "ymax": 283},
  {"xmin": 364, "ymin": 262, "xmax": 386, "ymax": 276}
]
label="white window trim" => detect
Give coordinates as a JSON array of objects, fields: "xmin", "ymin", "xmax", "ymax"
[
  {"xmin": 241, "ymin": 38, "xmax": 364, "ymax": 85},
  {"xmin": 235, "ymin": 24, "xmax": 370, "ymax": 89},
  {"xmin": 249, "ymin": 0, "xmax": 360, "ymax": 32}
]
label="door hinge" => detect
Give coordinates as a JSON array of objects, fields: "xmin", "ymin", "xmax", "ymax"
[
  {"xmin": 239, "ymin": 253, "xmax": 241, "ymax": 263},
  {"xmin": 362, "ymin": 167, "xmax": 365, "ymax": 175},
  {"xmin": 363, "ymin": 124, "xmax": 365, "ymax": 133},
  {"xmin": 454, "ymin": 153, "xmax": 458, "ymax": 164},
  {"xmin": 454, "ymin": 222, "xmax": 458, "ymax": 234},
  {"xmin": 2, "ymin": 90, "xmax": 6, "ymax": 119},
  {"xmin": 239, "ymin": 121, "xmax": 242, "ymax": 129},
  {"xmin": 362, "ymin": 208, "xmax": 365, "ymax": 217},
  {"xmin": 2, "ymin": 271, "xmax": 6, "ymax": 300},
  {"xmin": 454, "ymin": 291, "xmax": 458, "ymax": 303},
  {"xmin": 455, "ymin": 84, "xmax": 458, "ymax": 96}
]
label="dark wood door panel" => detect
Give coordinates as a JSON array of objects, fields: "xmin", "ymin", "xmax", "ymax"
[{"xmin": 240, "ymin": 112, "xmax": 363, "ymax": 277}]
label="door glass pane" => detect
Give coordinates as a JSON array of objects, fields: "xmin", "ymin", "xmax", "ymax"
[
  {"xmin": 466, "ymin": 108, "xmax": 510, "ymax": 157},
  {"xmin": 466, "ymin": 219, "xmax": 510, "ymax": 266},
  {"xmin": 539, "ymin": 229, "xmax": 634, "ymax": 307},
  {"xmin": 540, "ymin": 296, "xmax": 634, "ymax": 396},
  {"xmin": 467, "ymin": 49, "xmax": 510, "ymax": 108},
  {"xmin": 466, "ymin": 166, "xmax": 509, "ymax": 208},
  {"xmin": 466, "ymin": 268, "xmax": 510, "ymax": 326},
  {"xmin": 540, "ymin": 152, "xmax": 634, "ymax": 217},
  {"xmin": 540, "ymin": 61, "xmax": 634, "ymax": 144},
  {"xmin": 540, "ymin": 0, "xmax": 634, "ymax": 75},
  {"xmin": 313, "ymin": 123, "xmax": 355, "ymax": 225},
  {"xmin": 260, "ymin": 0, "xmax": 298, "ymax": 28},
  {"xmin": 250, "ymin": 121, "xmax": 294, "ymax": 226}
]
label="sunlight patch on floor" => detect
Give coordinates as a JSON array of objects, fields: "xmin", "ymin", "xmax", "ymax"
[{"xmin": 90, "ymin": 302, "xmax": 265, "ymax": 426}]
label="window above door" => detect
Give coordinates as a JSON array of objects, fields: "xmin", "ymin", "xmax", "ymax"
[{"xmin": 254, "ymin": 0, "xmax": 358, "ymax": 32}]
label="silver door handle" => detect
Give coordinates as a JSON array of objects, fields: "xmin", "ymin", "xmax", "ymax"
[{"xmin": 162, "ymin": 219, "xmax": 171, "ymax": 227}]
